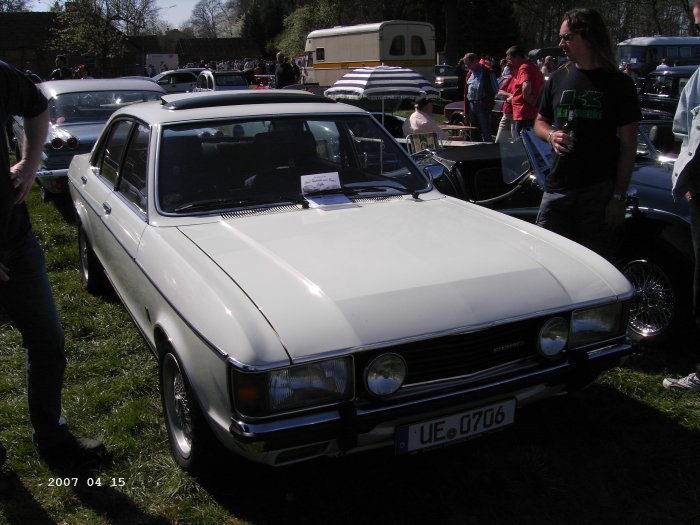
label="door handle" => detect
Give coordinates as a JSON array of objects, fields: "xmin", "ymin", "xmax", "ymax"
[
  {"xmin": 81, "ymin": 175, "xmax": 88, "ymax": 184},
  {"xmin": 102, "ymin": 202, "xmax": 112, "ymax": 214}
]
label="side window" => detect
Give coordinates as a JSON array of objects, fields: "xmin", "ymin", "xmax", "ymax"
[
  {"xmin": 197, "ymin": 75, "xmax": 207, "ymax": 89},
  {"xmin": 389, "ymin": 36, "xmax": 405, "ymax": 56},
  {"xmin": 117, "ymin": 123, "xmax": 149, "ymax": 214},
  {"xmin": 666, "ymin": 47, "xmax": 679, "ymax": 60},
  {"xmin": 207, "ymin": 75, "xmax": 213, "ymax": 90},
  {"xmin": 316, "ymin": 48, "xmax": 325, "ymax": 62},
  {"xmin": 97, "ymin": 120, "xmax": 133, "ymax": 187},
  {"xmin": 411, "ymin": 36, "xmax": 427, "ymax": 55}
]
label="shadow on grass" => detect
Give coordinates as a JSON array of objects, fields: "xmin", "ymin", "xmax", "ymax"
[
  {"xmin": 0, "ymin": 466, "xmax": 172, "ymax": 525},
  {"xmin": 0, "ymin": 471, "xmax": 56, "ymax": 525},
  {"xmin": 196, "ymin": 384, "xmax": 700, "ymax": 525}
]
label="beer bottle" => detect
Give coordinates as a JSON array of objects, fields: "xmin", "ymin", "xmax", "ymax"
[{"xmin": 562, "ymin": 109, "xmax": 576, "ymax": 151}]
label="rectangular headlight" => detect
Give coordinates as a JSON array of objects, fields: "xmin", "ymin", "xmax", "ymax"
[
  {"xmin": 232, "ymin": 357, "xmax": 353, "ymax": 417},
  {"xmin": 570, "ymin": 302, "xmax": 625, "ymax": 348}
]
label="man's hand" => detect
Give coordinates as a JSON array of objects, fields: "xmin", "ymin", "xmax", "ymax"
[
  {"xmin": 606, "ymin": 198, "xmax": 627, "ymax": 227},
  {"xmin": 10, "ymin": 159, "xmax": 37, "ymax": 204}
]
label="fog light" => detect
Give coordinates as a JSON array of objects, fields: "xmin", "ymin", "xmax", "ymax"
[
  {"xmin": 365, "ymin": 353, "xmax": 406, "ymax": 396},
  {"xmin": 538, "ymin": 317, "xmax": 569, "ymax": 358}
]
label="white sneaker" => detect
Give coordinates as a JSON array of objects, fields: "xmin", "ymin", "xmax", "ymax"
[{"xmin": 662, "ymin": 373, "xmax": 700, "ymax": 391}]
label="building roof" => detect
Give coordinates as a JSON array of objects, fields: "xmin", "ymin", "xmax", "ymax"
[{"xmin": 177, "ymin": 38, "xmax": 262, "ymax": 59}]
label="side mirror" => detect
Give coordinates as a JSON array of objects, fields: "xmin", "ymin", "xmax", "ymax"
[{"xmin": 423, "ymin": 164, "xmax": 443, "ymax": 182}]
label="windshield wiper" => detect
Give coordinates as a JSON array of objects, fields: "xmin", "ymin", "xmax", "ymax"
[{"xmin": 174, "ymin": 197, "xmax": 270, "ymax": 212}]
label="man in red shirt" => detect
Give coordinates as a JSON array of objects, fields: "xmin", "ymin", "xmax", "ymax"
[{"xmin": 506, "ymin": 46, "xmax": 544, "ymax": 135}]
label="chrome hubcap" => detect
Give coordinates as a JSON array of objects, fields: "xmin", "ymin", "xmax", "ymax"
[{"xmin": 623, "ymin": 260, "xmax": 674, "ymax": 337}]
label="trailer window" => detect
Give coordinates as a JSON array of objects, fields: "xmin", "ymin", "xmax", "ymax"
[
  {"xmin": 411, "ymin": 36, "xmax": 427, "ymax": 55},
  {"xmin": 316, "ymin": 48, "xmax": 325, "ymax": 62},
  {"xmin": 390, "ymin": 36, "xmax": 406, "ymax": 56}
]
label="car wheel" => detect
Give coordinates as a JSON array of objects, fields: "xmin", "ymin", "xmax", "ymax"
[
  {"xmin": 78, "ymin": 226, "xmax": 110, "ymax": 295},
  {"xmin": 159, "ymin": 351, "xmax": 221, "ymax": 474},
  {"xmin": 621, "ymin": 258, "xmax": 687, "ymax": 345}
]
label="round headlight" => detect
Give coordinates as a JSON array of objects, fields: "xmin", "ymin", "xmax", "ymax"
[
  {"xmin": 365, "ymin": 353, "xmax": 407, "ymax": 396},
  {"xmin": 50, "ymin": 137, "xmax": 64, "ymax": 149},
  {"xmin": 66, "ymin": 136, "xmax": 78, "ymax": 149},
  {"xmin": 538, "ymin": 317, "xmax": 569, "ymax": 358}
]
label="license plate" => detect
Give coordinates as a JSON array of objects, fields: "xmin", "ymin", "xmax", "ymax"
[{"xmin": 395, "ymin": 399, "xmax": 516, "ymax": 454}]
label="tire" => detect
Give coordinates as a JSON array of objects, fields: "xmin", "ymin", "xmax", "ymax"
[
  {"xmin": 78, "ymin": 226, "xmax": 110, "ymax": 295},
  {"xmin": 159, "ymin": 351, "xmax": 222, "ymax": 474},
  {"xmin": 620, "ymin": 258, "xmax": 689, "ymax": 345}
]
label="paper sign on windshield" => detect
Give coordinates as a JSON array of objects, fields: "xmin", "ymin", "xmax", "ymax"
[{"xmin": 301, "ymin": 172, "xmax": 352, "ymax": 207}]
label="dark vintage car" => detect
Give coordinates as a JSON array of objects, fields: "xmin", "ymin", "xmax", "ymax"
[
  {"xmin": 11, "ymin": 78, "xmax": 165, "ymax": 201},
  {"xmin": 414, "ymin": 120, "xmax": 692, "ymax": 345},
  {"xmin": 638, "ymin": 65, "xmax": 699, "ymax": 114},
  {"xmin": 434, "ymin": 64, "xmax": 460, "ymax": 99}
]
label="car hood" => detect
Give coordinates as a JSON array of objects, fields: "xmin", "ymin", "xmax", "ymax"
[{"xmin": 177, "ymin": 198, "xmax": 631, "ymax": 361}]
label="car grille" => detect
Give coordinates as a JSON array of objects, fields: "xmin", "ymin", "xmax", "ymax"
[{"xmin": 354, "ymin": 316, "xmax": 550, "ymax": 398}]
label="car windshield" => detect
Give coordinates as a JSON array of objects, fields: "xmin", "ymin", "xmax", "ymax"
[
  {"xmin": 215, "ymin": 74, "xmax": 248, "ymax": 87},
  {"xmin": 157, "ymin": 115, "xmax": 429, "ymax": 214},
  {"xmin": 49, "ymin": 90, "xmax": 162, "ymax": 125}
]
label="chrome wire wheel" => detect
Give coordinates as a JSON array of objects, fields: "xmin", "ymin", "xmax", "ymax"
[
  {"xmin": 162, "ymin": 353, "xmax": 193, "ymax": 458},
  {"xmin": 622, "ymin": 259, "xmax": 675, "ymax": 338}
]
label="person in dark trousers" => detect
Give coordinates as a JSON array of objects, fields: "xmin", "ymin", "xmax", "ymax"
[
  {"xmin": 274, "ymin": 52, "xmax": 295, "ymax": 89},
  {"xmin": 0, "ymin": 59, "xmax": 107, "ymax": 469},
  {"xmin": 663, "ymin": 0, "xmax": 700, "ymax": 391},
  {"xmin": 534, "ymin": 7, "xmax": 641, "ymax": 262}
]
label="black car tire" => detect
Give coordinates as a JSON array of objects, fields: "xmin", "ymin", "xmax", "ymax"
[
  {"xmin": 159, "ymin": 351, "xmax": 222, "ymax": 474},
  {"xmin": 620, "ymin": 257, "xmax": 690, "ymax": 346},
  {"xmin": 78, "ymin": 226, "xmax": 110, "ymax": 295}
]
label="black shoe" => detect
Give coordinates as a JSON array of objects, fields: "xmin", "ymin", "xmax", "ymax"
[{"xmin": 38, "ymin": 434, "xmax": 109, "ymax": 469}]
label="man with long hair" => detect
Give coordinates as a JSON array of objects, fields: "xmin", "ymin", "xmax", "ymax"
[
  {"xmin": 663, "ymin": 0, "xmax": 700, "ymax": 391},
  {"xmin": 533, "ymin": 7, "xmax": 641, "ymax": 262}
]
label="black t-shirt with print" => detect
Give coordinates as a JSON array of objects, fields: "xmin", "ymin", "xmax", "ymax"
[
  {"xmin": 538, "ymin": 65, "xmax": 641, "ymax": 192},
  {"xmin": 0, "ymin": 60, "xmax": 48, "ymax": 248}
]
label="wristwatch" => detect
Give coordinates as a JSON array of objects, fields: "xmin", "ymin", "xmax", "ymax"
[{"xmin": 612, "ymin": 192, "xmax": 626, "ymax": 202}]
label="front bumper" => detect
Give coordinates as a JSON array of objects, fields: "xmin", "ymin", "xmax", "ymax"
[
  {"xmin": 227, "ymin": 339, "xmax": 632, "ymax": 465},
  {"xmin": 36, "ymin": 169, "xmax": 69, "ymax": 194}
]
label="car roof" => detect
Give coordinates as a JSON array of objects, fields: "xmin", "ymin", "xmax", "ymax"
[
  {"xmin": 648, "ymin": 65, "xmax": 699, "ymax": 76},
  {"xmin": 111, "ymin": 89, "xmax": 368, "ymax": 125},
  {"xmin": 39, "ymin": 78, "xmax": 166, "ymax": 98}
]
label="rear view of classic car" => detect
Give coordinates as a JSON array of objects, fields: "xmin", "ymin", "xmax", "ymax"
[
  {"xmin": 68, "ymin": 90, "xmax": 634, "ymax": 472},
  {"xmin": 11, "ymin": 78, "xmax": 165, "ymax": 202}
]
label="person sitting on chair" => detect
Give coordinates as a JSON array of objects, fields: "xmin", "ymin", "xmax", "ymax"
[{"xmin": 402, "ymin": 95, "xmax": 448, "ymax": 140}]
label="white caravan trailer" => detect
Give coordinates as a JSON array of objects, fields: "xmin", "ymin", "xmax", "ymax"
[{"xmin": 303, "ymin": 20, "xmax": 435, "ymax": 86}]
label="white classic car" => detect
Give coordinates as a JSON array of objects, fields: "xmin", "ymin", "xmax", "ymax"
[{"xmin": 68, "ymin": 90, "xmax": 634, "ymax": 472}]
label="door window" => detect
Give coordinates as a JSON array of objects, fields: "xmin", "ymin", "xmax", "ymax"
[
  {"xmin": 116, "ymin": 123, "xmax": 149, "ymax": 215},
  {"xmin": 97, "ymin": 120, "xmax": 133, "ymax": 187}
]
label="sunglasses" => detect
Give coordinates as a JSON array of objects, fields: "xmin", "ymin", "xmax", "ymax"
[{"xmin": 558, "ymin": 32, "xmax": 576, "ymax": 41}]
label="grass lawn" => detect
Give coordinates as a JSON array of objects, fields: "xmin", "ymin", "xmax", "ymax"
[{"xmin": 1, "ymin": 184, "xmax": 700, "ymax": 524}]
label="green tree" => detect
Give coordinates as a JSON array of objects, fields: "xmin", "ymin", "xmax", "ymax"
[
  {"xmin": 0, "ymin": 0, "xmax": 30, "ymax": 11},
  {"xmin": 51, "ymin": 0, "xmax": 127, "ymax": 73}
]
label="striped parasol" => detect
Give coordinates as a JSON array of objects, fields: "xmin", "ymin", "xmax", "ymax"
[{"xmin": 324, "ymin": 65, "xmax": 440, "ymax": 101}]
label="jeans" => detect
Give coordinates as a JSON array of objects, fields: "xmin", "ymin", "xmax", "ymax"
[
  {"xmin": 0, "ymin": 231, "xmax": 67, "ymax": 448},
  {"xmin": 536, "ymin": 180, "xmax": 621, "ymax": 262},
  {"xmin": 495, "ymin": 113, "xmax": 514, "ymax": 143},
  {"xmin": 690, "ymin": 197, "xmax": 700, "ymax": 328},
  {"xmin": 468, "ymin": 101, "xmax": 494, "ymax": 142}
]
